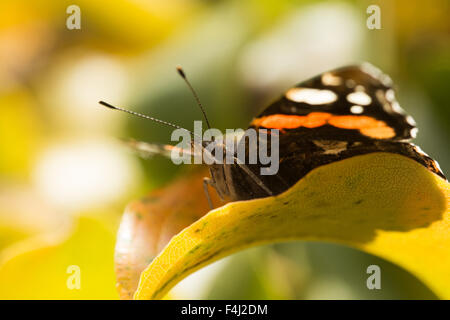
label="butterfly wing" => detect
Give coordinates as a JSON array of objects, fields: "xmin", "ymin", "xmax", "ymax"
[
  {"xmin": 214, "ymin": 64, "xmax": 445, "ymax": 201},
  {"xmin": 251, "ymin": 63, "xmax": 416, "ymax": 141},
  {"xmin": 223, "ymin": 64, "xmax": 445, "ymax": 201}
]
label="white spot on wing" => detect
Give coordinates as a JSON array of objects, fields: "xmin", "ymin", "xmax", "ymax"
[
  {"xmin": 385, "ymin": 89, "xmax": 395, "ymax": 102},
  {"xmin": 361, "ymin": 62, "xmax": 393, "ymax": 86},
  {"xmin": 376, "ymin": 89, "xmax": 393, "ymax": 113},
  {"xmin": 361, "ymin": 63, "xmax": 382, "ymax": 78},
  {"xmin": 381, "ymin": 74, "xmax": 393, "ymax": 86},
  {"xmin": 410, "ymin": 128, "xmax": 418, "ymax": 138},
  {"xmin": 346, "ymin": 91, "xmax": 372, "ymax": 105},
  {"xmin": 350, "ymin": 105, "xmax": 364, "ymax": 114},
  {"xmin": 391, "ymin": 101, "xmax": 405, "ymax": 114},
  {"xmin": 321, "ymin": 73, "xmax": 342, "ymax": 86},
  {"xmin": 379, "ymin": 88, "xmax": 408, "ymax": 115},
  {"xmin": 406, "ymin": 115, "xmax": 416, "ymax": 126},
  {"xmin": 286, "ymin": 88, "xmax": 338, "ymax": 105}
]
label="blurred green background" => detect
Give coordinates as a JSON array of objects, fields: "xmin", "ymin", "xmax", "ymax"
[{"xmin": 0, "ymin": 0, "xmax": 448, "ymax": 299}]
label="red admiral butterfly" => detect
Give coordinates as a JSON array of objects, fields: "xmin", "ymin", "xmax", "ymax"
[{"xmin": 100, "ymin": 63, "xmax": 446, "ymax": 206}]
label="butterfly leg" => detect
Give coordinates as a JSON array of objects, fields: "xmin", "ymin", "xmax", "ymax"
[
  {"xmin": 203, "ymin": 177, "xmax": 214, "ymax": 209},
  {"xmin": 203, "ymin": 177, "xmax": 222, "ymax": 210}
]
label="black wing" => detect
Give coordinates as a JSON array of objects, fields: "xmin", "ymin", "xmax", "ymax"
[{"xmin": 252, "ymin": 63, "xmax": 416, "ymax": 141}]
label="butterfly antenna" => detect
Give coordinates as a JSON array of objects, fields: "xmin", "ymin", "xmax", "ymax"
[
  {"xmin": 99, "ymin": 101, "xmax": 198, "ymax": 139},
  {"xmin": 176, "ymin": 66, "xmax": 211, "ymax": 130}
]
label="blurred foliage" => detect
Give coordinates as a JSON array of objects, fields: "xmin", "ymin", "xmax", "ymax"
[
  {"xmin": 0, "ymin": 217, "xmax": 118, "ymax": 299},
  {"xmin": 0, "ymin": 91, "xmax": 43, "ymax": 178},
  {"xmin": 0, "ymin": 0, "xmax": 448, "ymax": 299},
  {"xmin": 206, "ymin": 243, "xmax": 438, "ymax": 299}
]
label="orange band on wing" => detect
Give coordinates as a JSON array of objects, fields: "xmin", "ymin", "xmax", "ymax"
[
  {"xmin": 251, "ymin": 112, "xmax": 396, "ymax": 139},
  {"xmin": 327, "ymin": 115, "xmax": 385, "ymax": 129},
  {"xmin": 359, "ymin": 127, "xmax": 396, "ymax": 139},
  {"xmin": 252, "ymin": 112, "xmax": 332, "ymax": 130}
]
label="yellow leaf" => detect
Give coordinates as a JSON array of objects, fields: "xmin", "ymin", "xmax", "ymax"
[
  {"xmin": 0, "ymin": 217, "xmax": 118, "ymax": 299},
  {"xmin": 133, "ymin": 153, "xmax": 449, "ymax": 299}
]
